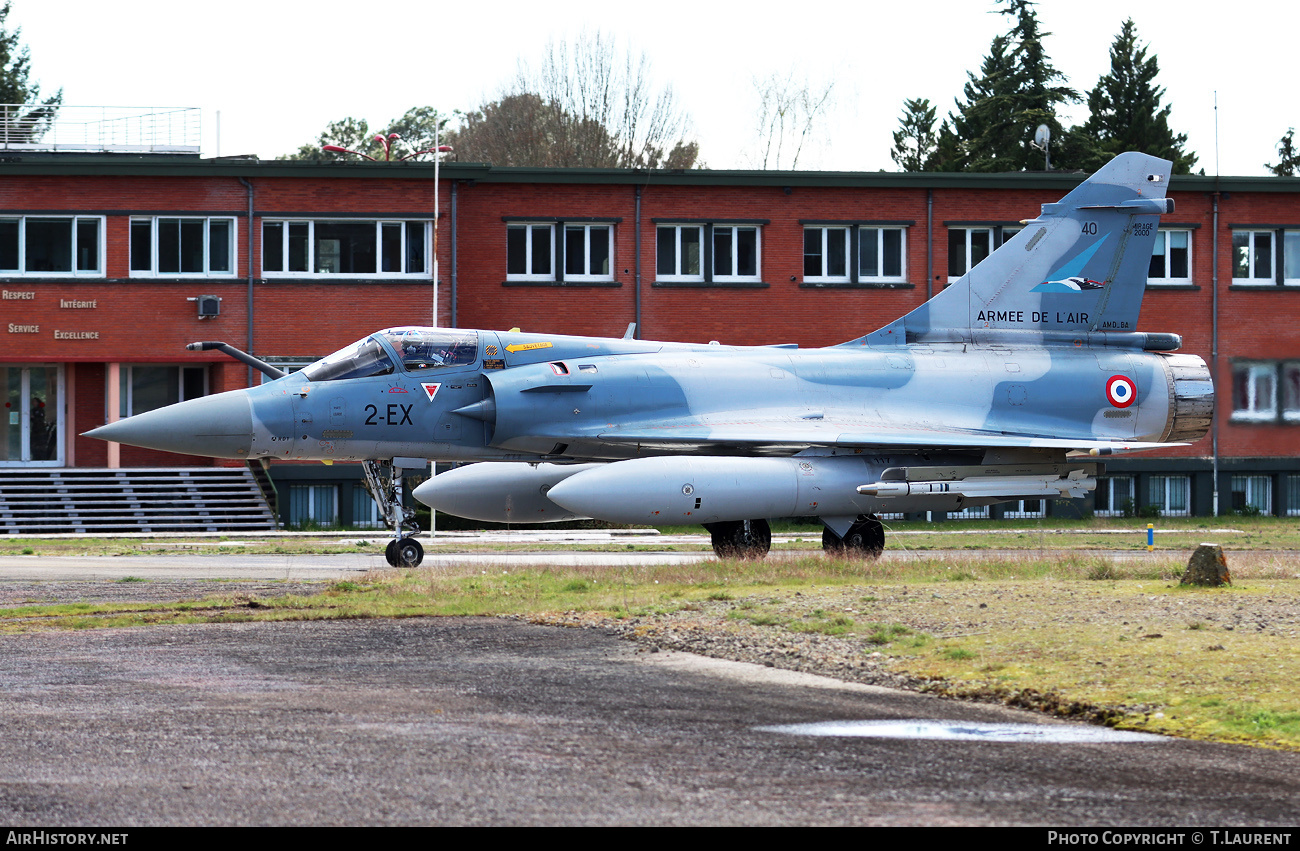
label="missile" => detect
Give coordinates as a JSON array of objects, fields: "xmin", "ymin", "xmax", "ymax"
[
  {"xmin": 857, "ymin": 472, "xmax": 1095, "ymax": 499},
  {"xmin": 412, "ymin": 462, "xmax": 602, "ymax": 523}
]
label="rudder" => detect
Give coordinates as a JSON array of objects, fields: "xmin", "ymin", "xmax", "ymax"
[{"xmin": 854, "ymin": 152, "xmax": 1174, "ymax": 347}]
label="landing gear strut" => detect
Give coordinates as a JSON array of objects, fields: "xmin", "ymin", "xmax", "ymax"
[
  {"xmin": 705, "ymin": 519, "xmax": 772, "ymax": 559},
  {"xmin": 363, "ymin": 459, "xmax": 423, "ymax": 568},
  {"xmin": 823, "ymin": 514, "xmax": 885, "ymax": 559}
]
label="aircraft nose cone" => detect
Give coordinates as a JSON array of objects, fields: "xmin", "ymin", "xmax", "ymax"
[{"xmin": 84, "ymin": 391, "xmax": 254, "ymax": 459}]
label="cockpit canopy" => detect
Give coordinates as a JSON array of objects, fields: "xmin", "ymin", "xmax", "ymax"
[
  {"xmin": 302, "ymin": 327, "xmax": 480, "ymax": 382},
  {"xmin": 381, "ymin": 327, "xmax": 479, "ymax": 372}
]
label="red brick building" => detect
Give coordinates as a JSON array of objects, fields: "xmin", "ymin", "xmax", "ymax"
[{"xmin": 1, "ymin": 151, "xmax": 1296, "ymax": 522}]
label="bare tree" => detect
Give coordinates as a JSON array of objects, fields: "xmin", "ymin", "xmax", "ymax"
[
  {"xmin": 449, "ymin": 31, "xmax": 698, "ymax": 169},
  {"xmin": 751, "ymin": 71, "xmax": 835, "ymax": 170}
]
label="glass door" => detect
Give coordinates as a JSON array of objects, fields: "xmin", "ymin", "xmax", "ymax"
[{"xmin": 0, "ymin": 365, "xmax": 62, "ymax": 465}]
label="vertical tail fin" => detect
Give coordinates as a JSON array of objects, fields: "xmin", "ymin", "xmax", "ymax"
[{"xmin": 855, "ymin": 152, "xmax": 1174, "ymax": 347}]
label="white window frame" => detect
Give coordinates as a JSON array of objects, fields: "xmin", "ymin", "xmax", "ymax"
[
  {"xmin": 130, "ymin": 217, "xmax": 236, "ymax": 278},
  {"xmin": 1231, "ymin": 361, "xmax": 1279, "ymax": 422},
  {"xmin": 1093, "ymin": 475, "xmax": 1135, "ymax": 517},
  {"xmin": 1233, "ymin": 229, "xmax": 1274, "ymax": 284},
  {"xmin": 1147, "ymin": 475, "xmax": 1190, "ymax": 517},
  {"xmin": 1287, "ymin": 475, "xmax": 1300, "ymax": 517},
  {"xmin": 1284, "ymin": 231, "xmax": 1300, "ymax": 285},
  {"xmin": 1002, "ymin": 498, "xmax": 1046, "ymax": 519},
  {"xmin": 803, "ymin": 226, "xmax": 850, "ymax": 282},
  {"xmin": 656, "ymin": 224, "xmax": 705, "ymax": 282},
  {"xmin": 859, "ymin": 226, "xmax": 907, "ymax": 283},
  {"xmin": 1148, "ymin": 228, "xmax": 1192, "ymax": 284},
  {"xmin": 262, "ymin": 219, "xmax": 431, "ymax": 278},
  {"xmin": 1283, "ymin": 362, "xmax": 1300, "ymax": 422},
  {"xmin": 288, "ymin": 484, "xmax": 339, "ymax": 528},
  {"xmin": 505, "ymin": 222, "xmax": 556, "ymax": 282},
  {"xmin": 947, "ymin": 227, "xmax": 994, "ymax": 282},
  {"xmin": 711, "ymin": 225, "xmax": 761, "ymax": 283},
  {"xmin": 351, "ymin": 486, "xmax": 383, "ymax": 529},
  {"xmin": 0, "ymin": 215, "xmax": 103, "ymax": 277},
  {"xmin": 562, "ymin": 223, "xmax": 614, "ymax": 281},
  {"xmin": 1230, "ymin": 475, "xmax": 1272, "ymax": 515}
]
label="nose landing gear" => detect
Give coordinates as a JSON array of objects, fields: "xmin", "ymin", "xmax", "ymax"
[{"xmin": 363, "ymin": 459, "xmax": 425, "ymax": 567}]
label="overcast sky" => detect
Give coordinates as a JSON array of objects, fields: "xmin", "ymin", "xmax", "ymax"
[{"xmin": 9, "ymin": 0, "xmax": 1294, "ymax": 175}]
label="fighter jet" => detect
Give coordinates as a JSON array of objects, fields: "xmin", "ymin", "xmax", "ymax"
[{"xmin": 87, "ymin": 152, "xmax": 1213, "ymax": 567}]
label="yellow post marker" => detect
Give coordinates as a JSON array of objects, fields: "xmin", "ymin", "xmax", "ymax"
[{"xmin": 1147, "ymin": 523, "xmax": 1155, "ymax": 552}]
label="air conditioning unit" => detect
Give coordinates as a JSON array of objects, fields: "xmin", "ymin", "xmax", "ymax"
[{"xmin": 190, "ymin": 295, "xmax": 222, "ymax": 319}]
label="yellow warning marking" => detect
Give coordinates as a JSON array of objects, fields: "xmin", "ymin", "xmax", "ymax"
[{"xmin": 505, "ymin": 341, "xmax": 554, "ymax": 353}]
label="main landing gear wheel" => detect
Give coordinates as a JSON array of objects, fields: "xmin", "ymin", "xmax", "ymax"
[
  {"xmin": 706, "ymin": 518, "xmax": 772, "ymax": 559},
  {"xmin": 823, "ymin": 514, "xmax": 885, "ymax": 559}
]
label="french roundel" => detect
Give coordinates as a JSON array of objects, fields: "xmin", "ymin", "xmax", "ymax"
[{"xmin": 1106, "ymin": 375, "xmax": 1136, "ymax": 408}]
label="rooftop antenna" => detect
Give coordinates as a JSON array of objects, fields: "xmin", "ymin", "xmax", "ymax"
[{"xmin": 1031, "ymin": 124, "xmax": 1051, "ymax": 171}]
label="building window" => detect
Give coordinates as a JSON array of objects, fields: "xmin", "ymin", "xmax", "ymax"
[
  {"xmin": 656, "ymin": 224, "xmax": 703, "ymax": 281},
  {"xmin": 947, "ymin": 505, "xmax": 989, "ymax": 520},
  {"xmin": 506, "ymin": 223, "xmax": 554, "ymax": 280},
  {"xmin": 1284, "ymin": 363, "xmax": 1300, "ymax": 422},
  {"xmin": 563, "ymin": 224, "xmax": 613, "ymax": 281},
  {"xmin": 947, "ymin": 226, "xmax": 1017, "ymax": 281},
  {"xmin": 1230, "ymin": 360, "xmax": 1300, "ymax": 423},
  {"xmin": 117, "ymin": 365, "xmax": 207, "ymax": 418},
  {"xmin": 1286, "ymin": 232, "xmax": 1300, "ymax": 284},
  {"xmin": 288, "ymin": 484, "xmax": 338, "ymax": 528},
  {"xmin": 1231, "ymin": 361, "xmax": 1279, "ymax": 422},
  {"xmin": 860, "ymin": 227, "xmax": 906, "ymax": 281},
  {"xmin": 1148, "ymin": 229, "xmax": 1191, "ymax": 283},
  {"xmin": 130, "ymin": 217, "xmax": 234, "ymax": 277},
  {"xmin": 262, "ymin": 220, "xmax": 429, "ymax": 277},
  {"xmin": 1233, "ymin": 230, "xmax": 1273, "ymax": 283},
  {"xmin": 1094, "ymin": 476, "xmax": 1135, "ymax": 517},
  {"xmin": 804, "ymin": 227, "xmax": 849, "ymax": 281},
  {"xmin": 1230, "ymin": 475, "xmax": 1272, "ymax": 515},
  {"xmin": 1287, "ymin": 475, "xmax": 1300, "ymax": 517},
  {"xmin": 655, "ymin": 222, "xmax": 763, "ymax": 284},
  {"xmin": 0, "ymin": 216, "xmax": 101, "ymax": 275},
  {"xmin": 1147, "ymin": 475, "xmax": 1190, "ymax": 517},
  {"xmin": 505, "ymin": 221, "xmax": 617, "ymax": 284},
  {"xmin": 1002, "ymin": 499, "xmax": 1046, "ymax": 519},
  {"xmin": 351, "ymin": 486, "xmax": 383, "ymax": 529},
  {"xmin": 803, "ymin": 225, "xmax": 906, "ymax": 284},
  {"xmin": 711, "ymin": 225, "xmax": 760, "ymax": 282}
]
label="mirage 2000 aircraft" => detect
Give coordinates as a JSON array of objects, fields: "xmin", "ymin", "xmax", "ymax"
[{"xmin": 88, "ymin": 152, "xmax": 1213, "ymax": 567}]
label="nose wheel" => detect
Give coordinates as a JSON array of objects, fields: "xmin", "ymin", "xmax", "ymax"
[
  {"xmin": 385, "ymin": 537, "xmax": 425, "ymax": 568},
  {"xmin": 363, "ymin": 459, "xmax": 425, "ymax": 568}
]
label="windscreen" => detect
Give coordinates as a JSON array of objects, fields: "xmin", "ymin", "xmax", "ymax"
[{"xmin": 301, "ymin": 336, "xmax": 396, "ymax": 382}]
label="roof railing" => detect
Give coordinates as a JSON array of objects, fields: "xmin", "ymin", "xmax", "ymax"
[{"xmin": 0, "ymin": 104, "xmax": 200, "ymax": 153}]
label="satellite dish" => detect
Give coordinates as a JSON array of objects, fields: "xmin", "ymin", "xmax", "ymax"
[{"xmin": 1033, "ymin": 124, "xmax": 1051, "ymax": 149}]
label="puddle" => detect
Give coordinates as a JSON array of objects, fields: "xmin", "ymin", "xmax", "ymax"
[{"xmin": 756, "ymin": 719, "xmax": 1164, "ymax": 743}]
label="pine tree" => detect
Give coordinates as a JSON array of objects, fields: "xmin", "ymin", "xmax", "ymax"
[
  {"xmin": 0, "ymin": 1, "xmax": 60, "ymax": 143},
  {"xmin": 942, "ymin": 1, "xmax": 1076, "ymax": 172},
  {"xmin": 1074, "ymin": 19, "xmax": 1196, "ymax": 174},
  {"xmin": 1266, "ymin": 128, "xmax": 1299, "ymax": 177},
  {"xmin": 890, "ymin": 98, "xmax": 938, "ymax": 171}
]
